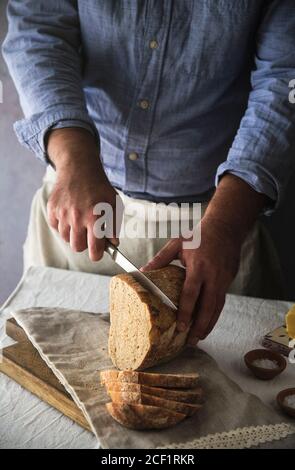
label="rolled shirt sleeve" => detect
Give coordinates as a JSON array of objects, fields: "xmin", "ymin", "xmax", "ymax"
[
  {"xmin": 2, "ymin": 0, "xmax": 98, "ymax": 163},
  {"xmin": 216, "ymin": 0, "xmax": 295, "ymax": 213}
]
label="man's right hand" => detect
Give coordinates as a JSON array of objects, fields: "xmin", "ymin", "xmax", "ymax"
[{"xmin": 46, "ymin": 127, "xmax": 121, "ymax": 261}]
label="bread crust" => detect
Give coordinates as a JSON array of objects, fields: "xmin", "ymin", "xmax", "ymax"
[
  {"xmin": 109, "ymin": 265, "xmax": 188, "ymax": 370},
  {"xmin": 108, "ymin": 390, "xmax": 202, "ymax": 416},
  {"xmin": 103, "ymin": 380, "xmax": 205, "ymax": 404},
  {"xmin": 100, "ymin": 369, "xmax": 199, "ymax": 388},
  {"xmin": 106, "ymin": 402, "xmax": 186, "ymax": 429}
]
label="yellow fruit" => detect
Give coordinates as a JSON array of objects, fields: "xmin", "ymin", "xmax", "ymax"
[{"xmin": 286, "ymin": 305, "xmax": 295, "ymax": 339}]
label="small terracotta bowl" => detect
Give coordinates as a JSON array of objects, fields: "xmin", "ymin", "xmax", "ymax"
[
  {"xmin": 277, "ymin": 388, "xmax": 295, "ymax": 418},
  {"xmin": 244, "ymin": 349, "xmax": 286, "ymax": 380}
]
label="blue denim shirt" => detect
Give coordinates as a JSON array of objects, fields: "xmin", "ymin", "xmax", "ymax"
[{"xmin": 2, "ymin": 0, "xmax": 295, "ymax": 209}]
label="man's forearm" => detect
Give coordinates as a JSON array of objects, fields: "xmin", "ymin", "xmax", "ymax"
[
  {"xmin": 203, "ymin": 173, "xmax": 268, "ymax": 244},
  {"xmin": 46, "ymin": 127, "xmax": 109, "ymax": 184}
]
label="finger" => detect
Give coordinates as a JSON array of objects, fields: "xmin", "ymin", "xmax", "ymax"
[
  {"xmin": 140, "ymin": 239, "xmax": 179, "ymax": 271},
  {"xmin": 70, "ymin": 226, "xmax": 87, "ymax": 252},
  {"xmin": 104, "ymin": 206, "xmax": 120, "ymax": 247},
  {"xmin": 111, "ymin": 195, "xmax": 124, "ymax": 246},
  {"xmin": 109, "ymin": 236, "xmax": 120, "ymax": 247},
  {"xmin": 176, "ymin": 272, "xmax": 202, "ymax": 332},
  {"xmin": 87, "ymin": 223, "xmax": 105, "ymax": 261},
  {"xmin": 47, "ymin": 203, "xmax": 58, "ymax": 230},
  {"xmin": 48, "ymin": 211, "xmax": 58, "ymax": 230},
  {"xmin": 187, "ymin": 282, "xmax": 216, "ymax": 345},
  {"xmin": 58, "ymin": 220, "xmax": 70, "ymax": 243},
  {"xmin": 203, "ymin": 293, "xmax": 225, "ymax": 338}
]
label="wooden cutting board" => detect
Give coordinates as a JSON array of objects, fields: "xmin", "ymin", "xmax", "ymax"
[{"xmin": 0, "ymin": 318, "xmax": 92, "ymax": 432}]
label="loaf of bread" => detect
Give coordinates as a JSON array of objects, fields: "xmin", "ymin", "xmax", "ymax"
[
  {"xmin": 108, "ymin": 390, "xmax": 201, "ymax": 416},
  {"xmin": 109, "ymin": 265, "xmax": 187, "ymax": 370},
  {"xmin": 106, "ymin": 402, "xmax": 186, "ymax": 429},
  {"xmin": 103, "ymin": 380, "xmax": 204, "ymax": 404}
]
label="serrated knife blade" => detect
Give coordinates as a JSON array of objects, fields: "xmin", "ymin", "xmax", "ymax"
[{"xmin": 105, "ymin": 241, "xmax": 177, "ymax": 311}]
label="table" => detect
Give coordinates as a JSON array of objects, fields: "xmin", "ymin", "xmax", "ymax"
[{"xmin": 0, "ymin": 266, "xmax": 294, "ymax": 449}]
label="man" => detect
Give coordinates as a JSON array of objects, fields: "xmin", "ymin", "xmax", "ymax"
[{"xmin": 3, "ymin": 1, "xmax": 295, "ymax": 345}]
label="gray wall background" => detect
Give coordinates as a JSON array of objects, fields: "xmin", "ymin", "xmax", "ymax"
[
  {"xmin": 0, "ymin": 1, "xmax": 44, "ymax": 304},
  {"xmin": 0, "ymin": 1, "xmax": 294, "ymax": 304}
]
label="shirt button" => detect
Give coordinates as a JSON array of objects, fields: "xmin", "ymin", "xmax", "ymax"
[
  {"xmin": 128, "ymin": 152, "xmax": 139, "ymax": 161},
  {"xmin": 149, "ymin": 39, "xmax": 158, "ymax": 49},
  {"xmin": 138, "ymin": 99, "xmax": 150, "ymax": 110}
]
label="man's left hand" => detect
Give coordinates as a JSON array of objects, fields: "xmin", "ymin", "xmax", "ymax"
[
  {"xmin": 141, "ymin": 174, "xmax": 268, "ymax": 345},
  {"xmin": 141, "ymin": 215, "xmax": 241, "ymax": 345}
]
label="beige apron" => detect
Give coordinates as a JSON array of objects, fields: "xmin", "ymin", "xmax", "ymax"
[{"xmin": 23, "ymin": 166, "xmax": 284, "ymax": 299}]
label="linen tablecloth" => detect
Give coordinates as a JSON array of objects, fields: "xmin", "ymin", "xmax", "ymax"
[{"xmin": 1, "ymin": 266, "xmax": 295, "ymax": 448}]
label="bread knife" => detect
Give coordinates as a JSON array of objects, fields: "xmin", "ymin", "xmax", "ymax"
[{"xmin": 105, "ymin": 241, "xmax": 177, "ymax": 311}]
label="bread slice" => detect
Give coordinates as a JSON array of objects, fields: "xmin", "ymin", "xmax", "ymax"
[
  {"xmin": 109, "ymin": 265, "xmax": 187, "ymax": 370},
  {"xmin": 106, "ymin": 402, "xmax": 186, "ymax": 429},
  {"xmin": 108, "ymin": 390, "xmax": 202, "ymax": 416},
  {"xmin": 103, "ymin": 380, "xmax": 204, "ymax": 404},
  {"xmin": 100, "ymin": 369, "xmax": 199, "ymax": 389}
]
